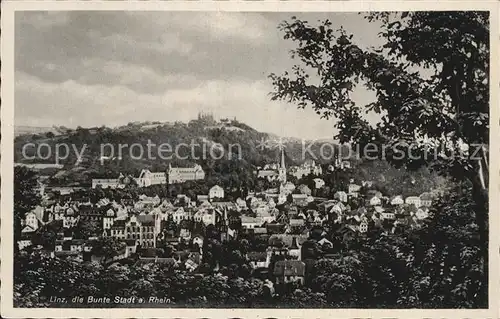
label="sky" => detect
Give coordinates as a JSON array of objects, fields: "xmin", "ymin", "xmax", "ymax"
[{"xmin": 15, "ymin": 11, "xmax": 383, "ymax": 140}]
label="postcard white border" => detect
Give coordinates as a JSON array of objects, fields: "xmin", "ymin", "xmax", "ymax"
[{"xmin": 1, "ymin": 1, "xmax": 499, "ymax": 318}]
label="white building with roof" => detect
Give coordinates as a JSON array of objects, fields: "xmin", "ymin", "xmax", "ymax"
[{"xmin": 209, "ymin": 185, "xmax": 225, "ymax": 200}]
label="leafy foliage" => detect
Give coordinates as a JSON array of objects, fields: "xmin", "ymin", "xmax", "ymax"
[
  {"xmin": 14, "ymin": 167, "xmax": 41, "ymax": 245},
  {"xmin": 269, "ymin": 10, "xmax": 489, "ymax": 297}
]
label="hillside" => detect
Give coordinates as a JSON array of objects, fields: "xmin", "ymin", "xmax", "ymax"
[
  {"xmin": 14, "ymin": 119, "xmax": 446, "ymax": 195},
  {"xmin": 15, "ymin": 119, "xmax": 335, "ymax": 168}
]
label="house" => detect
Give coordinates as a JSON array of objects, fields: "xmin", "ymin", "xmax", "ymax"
[
  {"xmin": 173, "ymin": 207, "xmax": 191, "ymax": 223},
  {"xmin": 17, "ymin": 235, "xmax": 33, "ymax": 250},
  {"xmin": 209, "ymin": 185, "xmax": 224, "ymax": 200},
  {"xmin": 273, "ymin": 260, "xmax": 306, "ymax": 285},
  {"xmin": 24, "ymin": 211, "xmax": 39, "ymax": 231},
  {"xmin": 288, "ymin": 237, "xmax": 302, "ymax": 260},
  {"xmin": 415, "ymin": 208, "xmax": 429, "ymax": 220},
  {"xmin": 213, "ymin": 201, "xmax": 237, "ymax": 212},
  {"xmin": 70, "ymin": 239, "xmax": 85, "ymax": 253},
  {"xmin": 179, "ymin": 227, "xmax": 192, "ymax": 242},
  {"xmin": 374, "ymin": 205, "xmax": 385, "ymax": 214},
  {"xmin": 328, "ymin": 202, "xmax": 344, "ymax": 214},
  {"xmin": 103, "ymin": 208, "xmax": 116, "ymax": 230},
  {"xmin": 247, "ymin": 252, "xmax": 268, "ymax": 269},
  {"xmin": 297, "ymin": 184, "xmax": 312, "ymax": 196},
  {"xmin": 369, "ymin": 196, "xmax": 381, "ymax": 206},
  {"xmin": 201, "ymin": 210, "xmax": 218, "ymax": 226},
  {"xmin": 197, "ymin": 195, "xmax": 209, "ymax": 203},
  {"xmin": 185, "ymin": 252, "xmax": 202, "ymax": 272},
  {"xmin": 125, "ymin": 215, "xmax": 158, "ymax": 248},
  {"xmin": 289, "ymin": 218, "xmax": 305, "ymax": 228},
  {"xmin": 266, "ymin": 222, "xmax": 285, "ymax": 234},
  {"xmin": 241, "ymin": 216, "xmax": 262, "ymax": 229},
  {"xmin": 313, "ymin": 178, "xmax": 325, "ymax": 189},
  {"xmin": 257, "ymin": 169, "xmax": 280, "ymax": 182},
  {"xmin": 405, "ymin": 196, "xmax": 422, "ymax": 208},
  {"xmin": 342, "ymin": 161, "xmax": 351, "ymax": 169},
  {"xmin": 334, "ymin": 191, "xmax": 348, "ymax": 203},
  {"xmin": 390, "ymin": 195, "xmax": 404, "ymax": 205},
  {"xmin": 381, "ymin": 212, "xmax": 396, "ymax": 220},
  {"xmin": 135, "ymin": 169, "xmax": 167, "ymax": 187},
  {"xmin": 83, "ymin": 237, "xmax": 97, "ymax": 253},
  {"xmin": 198, "ymin": 200, "xmax": 213, "ymax": 211},
  {"xmin": 125, "ymin": 239, "xmax": 137, "ymax": 256},
  {"xmin": 289, "ymin": 160, "xmax": 322, "ymax": 179},
  {"xmin": 79, "ymin": 205, "xmax": 104, "ymax": 224},
  {"xmin": 136, "ymin": 257, "xmax": 178, "ymax": 267},
  {"xmin": 280, "ymin": 182, "xmax": 296, "ymax": 195},
  {"xmin": 63, "ymin": 208, "xmax": 79, "ymax": 228},
  {"xmin": 318, "ymin": 238, "xmax": 333, "ymax": 248},
  {"xmin": 291, "ymin": 194, "xmax": 308, "ymax": 206},
  {"xmin": 362, "ymin": 180, "xmax": 374, "ymax": 187},
  {"xmin": 185, "ymin": 258, "xmax": 199, "ymax": 272},
  {"xmin": 236, "ymin": 198, "xmax": 247, "ymax": 210},
  {"xmin": 359, "ymin": 221, "xmax": 368, "ymax": 233},
  {"xmin": 110, "ymin": 219, "xmax": 127, "ymax": 240},
  {"xmin": 268, "ymin": 234, "xmax": 308, "ymax": 249},
  {"xmin": 255, "ymin": 203, "xmax": 270, "ymax": 217},
  {"xmin": 167, "ymin": 164, "xmax": 205, "ymax": 184},
  {"xmin": 175, "ymin": 194, "xmax": 191, "ymax": 206},
  {"xmin": 192, "ymin": 235, "xmax": 204, "ymax": 250},
  {"xmin": 419, "ymin": 193, "xmax": 433, "ymax": 207},
  {"xmin": 253, "ymin": 227, "xmax": 268, "ymax": 235},
  {"xmin": 92, "ymin": 178, "xmax": 121, "ymax": 189},
  {"xmin": 348, "ymin": 184, "xmax": 361, "ymax": 195}
]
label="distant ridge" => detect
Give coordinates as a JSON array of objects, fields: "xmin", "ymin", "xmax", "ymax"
[{"xmin": 14, "ymin": 125, "xmax": 61, "ymax": 137}]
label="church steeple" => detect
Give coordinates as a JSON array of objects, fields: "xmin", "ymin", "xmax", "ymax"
[
  {"xmin": 278, "ymin": 146, "xmax": 287, "ymax": 184},
  {"xmin": 280, "ymin": 147, "xmax": 286, "ymax": 170}
]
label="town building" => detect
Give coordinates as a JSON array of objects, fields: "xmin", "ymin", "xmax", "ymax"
[
  {"xmin": 92, "ymin": 178, "xmax": 120, "ymax": 189},
  {"xmin": 313, "ymin": 178, "xmax": 325, "ymax": 189},
  {"xmin": 91, "ymin": 174, "xmax": 131, "ymax": 189},
  {"xmin": 390, "ymin": 195, "xmax": 405, "ymax": 205},
  {"xmin": 369, "ymin": 196, "xmax": 382, "ymax": 206},
  {"xmin": 125, "ymin": 215, "xmax": 159, "ymax": 248},
  {"xmin": 135, "ymin": 169, "xmax": 167, "ymax": 187},
  {"xmin": 209, "ymin": 185, "xmax": 225, "ymax": 200},
  {"xmin": 273, "ymin": 260, "xmax": 306, "ymax": 285},
  {"xmin": 167, "ymin": 164, "xmax": 205, "ymax": 184},
  {"xmin": 348, "ymin": 183, "xmax": 361, "ymax": 197},
  {"xmin": 415, "ymin": 208, "xmax": 429, "ymax": 220},
  {"xmin": 24, "ymin": 211, "xmax": 39, "ymax": 232},
  {"xmin": 334, "ymin": 191, "xmax": 348, "ymax": 203},
  {"xmin": 247, "ymin": 252, "xmax": 268, "ymax": 269},
  {"xmin": 241, "ymin": 216, "xmax": 263, "ymax": 229},
  {"xmin": 419, "ymin": 192, "xmax": 433, "ymax": 207},
  {"xmin": 110, "ymin": 219, "xmax": 127, "ymax": 240},
  {"xmin": 405, "ymin": 196, "xmax": 422, "ymax": 208}
]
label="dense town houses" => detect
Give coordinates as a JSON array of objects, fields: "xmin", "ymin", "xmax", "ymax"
[
  {"xmin": 19, "ymin": 156, "xmax": 436, "ymax": 288},
  {"xmin": 288, "ymin": 159, "xmax": 322, "ymax": 179}
]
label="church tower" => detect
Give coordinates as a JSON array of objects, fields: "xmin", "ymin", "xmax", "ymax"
[{"xmin": 278, "ymin": 147, "xmax": 287, "ymax": 184}]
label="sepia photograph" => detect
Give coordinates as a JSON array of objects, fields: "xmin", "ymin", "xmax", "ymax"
[{"xmin": 1, "ymin": 1, "xmax": 498, "ymax": 318}]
